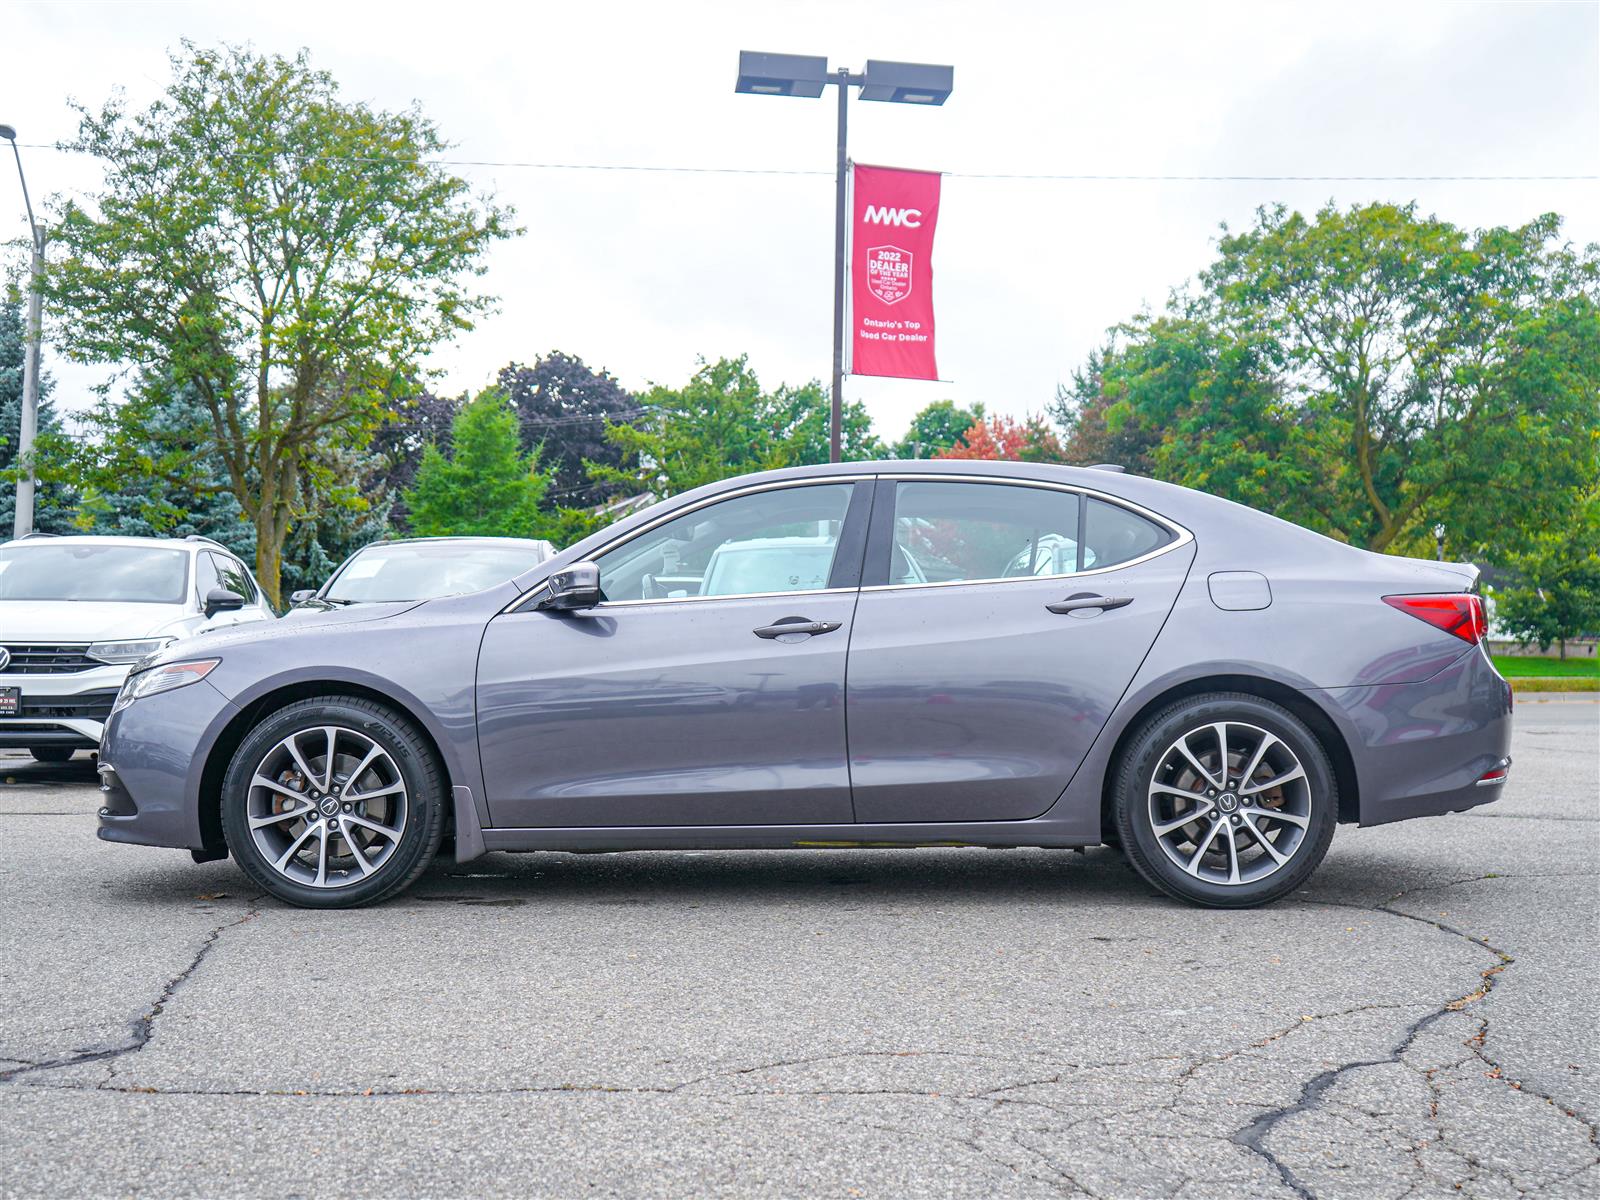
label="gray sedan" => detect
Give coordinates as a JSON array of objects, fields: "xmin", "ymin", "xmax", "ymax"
[{"xmin": 96, "ymin": 461, "xmax": 1513, "ymax": 909}]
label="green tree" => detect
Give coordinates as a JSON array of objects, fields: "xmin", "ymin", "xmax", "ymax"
[
  {"xmin": 1491, "ymin": 486, "xmax": 1600, "ymax": 658},
  {"xmin": 895, "ymin": 399, "xmax": 985, "ymax": 459},
  {"xmin": 404, "ymin": 389, "xmax": 551, "ymax": 537},
  {"xmin": 42, "ymin": 42, "xmax": 514, "ymax": 603},
  {"xmin": 777, "ymin": 383, "xmax": 885, "ymax": 465},
  {"xmin": 72, "ymin": 375, "xmax": 255, "ymax": 555},
  {"xmin": 1085, "ymin": 203, "xmax": 1600, "ymax": 557},
  {"xmin": 0, "ymin": 297, "xmax": 75, "ymax": 533},
  {"xmin": 1050, "ymin": 343, "xmax": 1162, "ymax": 473},
  {"xmin": 596, "ymin": 356, "xmax": 877, "ymax": 499}
]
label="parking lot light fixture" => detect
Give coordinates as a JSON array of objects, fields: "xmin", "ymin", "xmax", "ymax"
[
  {"xmin": 858, "ymin": 60, "xmax": 955, "ymax": 105},
  {"xmin": 734, "ymin": 51, "xmax": 954, "ymax": 463}
]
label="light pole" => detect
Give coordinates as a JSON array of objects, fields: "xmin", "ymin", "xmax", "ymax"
[
  {"xmin": 735, "ymin": 53, "xmax": 953, "ymax": 462},
  {"xmin": 1, "ymin": 124, "xmax": 44, "ymax": 539}
]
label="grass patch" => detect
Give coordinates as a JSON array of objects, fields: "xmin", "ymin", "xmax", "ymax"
[
  {"xmin": 1507, "ymin": 675, "xmax": 1598, "ymax": 693},
  {"xmin": 1492, "ymin": 654, "xmax": 1599, "ymax": 679}
]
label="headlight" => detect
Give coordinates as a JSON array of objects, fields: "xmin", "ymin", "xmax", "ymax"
[
  {"xmin": 111, "ymin": 659, "xmax": 221, "ymax": 714},
  {"xmin": 88, "ymin": 637, "xmax": 177, "ymax": 665}
]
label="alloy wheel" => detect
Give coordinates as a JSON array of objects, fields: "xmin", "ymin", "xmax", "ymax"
[
  {"xmin": 245, "ymin": 725, "xmax": 409, "ymax": 890},
  {"xmin": 1146, "ymin": 720, "xmax": 1313, "ymax": 887}
]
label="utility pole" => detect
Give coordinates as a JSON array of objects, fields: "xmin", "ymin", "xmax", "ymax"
[
  {"xmin": 735, "ymin": 54, "xmax": 953, "ymax": 464},
  {"xmin": 1, "ymin": 125, "xmax": 43, "ymax": 539},
  {"xmin": 829, "ymin": 67, "xmax": 850, "ymax": 465}
]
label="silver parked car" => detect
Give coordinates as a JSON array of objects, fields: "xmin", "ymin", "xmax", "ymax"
[
  {"xmin": 285, "ymin": 537, "xmax": 557, "ymax": 615},
  {"xmin": 95, "ymin": 462, "xmax": 1511, "ymax": 909}
]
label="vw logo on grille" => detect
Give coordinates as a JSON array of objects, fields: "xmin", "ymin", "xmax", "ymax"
[{"xmin": 0, "ymin": 647, "xmax": 11, "ymax": 672}]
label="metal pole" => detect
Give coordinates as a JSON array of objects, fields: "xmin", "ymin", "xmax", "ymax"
[
  {"xmin": 15, "ymin": 223, "xmax": 43, "ymax": 539},
  {"xmin": 830, "ymin": 68, "xmax": 849, "ymax": 465},
  {"xmin": 5, "ymin": 132, "xmax": 42, "ymax": 540}
]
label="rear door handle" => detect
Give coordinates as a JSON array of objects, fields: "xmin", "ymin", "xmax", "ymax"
[
  {"xmin": 1046, "ymin": 593, "xmax": 1133, "ymax": 615},
  {"xmin": 753, "ymin": 618, "xmax": 843, "ymax": 640}
]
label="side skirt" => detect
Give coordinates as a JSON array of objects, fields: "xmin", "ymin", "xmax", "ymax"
[{"xmin": 479, "ymin": 822, "xmax": 1097, "ymax": 854}]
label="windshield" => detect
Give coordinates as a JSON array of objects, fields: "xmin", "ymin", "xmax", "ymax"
[
  {"xmin": 0, "ymin": 543, "xmax": 190, "ymax": 604},
  {"xmin": 324, "ymin": 542, "xmax": 548, "ymax": 603}
]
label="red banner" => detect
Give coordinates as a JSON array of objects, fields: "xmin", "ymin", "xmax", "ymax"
[{"xmin": 851, "ymin": 164, "xmax": 940, "ymax": 380}]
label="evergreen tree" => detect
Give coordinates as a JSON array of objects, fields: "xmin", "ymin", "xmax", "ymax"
[
  {"xmin": 75, "ymin": 374, "xmax": 255, "ymax": 556},
  {"xmin": 404, "ymin": 389, "xmax": 552, "ymax": 537},
  {"xmin": 0, "ymin": 298, "xmax": 75, "ymax": 534}
]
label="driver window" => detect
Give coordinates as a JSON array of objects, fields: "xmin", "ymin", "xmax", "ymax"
[
  {"xmin": 596, "ymin": 484, "xmax": 855, "ymax": 602},
  {"xmin": 891, "ymin": 481, "xmax": 1083, "ymax": 585}
]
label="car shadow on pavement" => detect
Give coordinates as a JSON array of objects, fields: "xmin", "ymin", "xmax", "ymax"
[
  {"xmin": 0, "ymin": 755, "xmax": 101, "ymax": 786},
  {"xmin": 399, "ymin": 846, "xmax": 1176, "ymax": 909}
]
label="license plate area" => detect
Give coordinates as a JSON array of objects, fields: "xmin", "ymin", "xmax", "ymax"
[{"xmin": 0, "ymin": 687, "xmax": 18, "ymax": 716}]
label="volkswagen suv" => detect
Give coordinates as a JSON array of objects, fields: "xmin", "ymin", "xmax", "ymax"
[{"xmin": 0, "ymin": 534, "xmax": 275, "ymax": 760}]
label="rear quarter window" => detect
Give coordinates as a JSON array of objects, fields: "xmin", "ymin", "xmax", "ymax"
[{"xmin": 1083, "ymin": 498, "xmax": 1174, "ymax": 569}]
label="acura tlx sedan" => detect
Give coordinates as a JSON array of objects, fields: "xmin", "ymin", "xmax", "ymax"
[{"xmin": 96, "ymin": 462, "xmax": 1513, "ymax": 909}]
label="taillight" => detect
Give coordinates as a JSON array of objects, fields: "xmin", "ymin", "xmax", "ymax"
[{"xmin": 1383, "ymin": 594, "xmax": 1488, "ymax": 644}]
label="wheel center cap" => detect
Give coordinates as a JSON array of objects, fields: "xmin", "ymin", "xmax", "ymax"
[
  {"xmin": 319, "ymin": 797, "xmax": 340, "ymax": 817},
  {"xmin": 1217, "ymin": 792, "xmax": 1239, "ymax": 813}
]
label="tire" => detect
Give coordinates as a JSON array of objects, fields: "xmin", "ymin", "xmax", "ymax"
[
  {"xmin": 221, "ymin": 696, "xmax": 446, "ymax": 908},
  {"xmin": 1112, "ymin": 692, "xmax": 1337, "ymax": 908},
  {"xmin": 28, "ymin": 746, "xmax": 76, "ymax": 763}
]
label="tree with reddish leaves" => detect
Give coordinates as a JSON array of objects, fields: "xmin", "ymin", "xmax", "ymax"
[{"xmin": 934, "ymin": 414, "xmax": 1064, "ymax": 463}]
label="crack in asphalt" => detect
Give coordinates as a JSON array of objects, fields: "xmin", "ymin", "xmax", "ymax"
[
  {"xmin": 4, "ymin": 861, "xmax": 1594, "ymax": 1198},
  {"xmin": 1231, "ymin": 880, "xmax": 1598, "ymax": 1199},
  {"xmin": 0, "ymin": 897, "xmax": 263, "ymax": 1086}
]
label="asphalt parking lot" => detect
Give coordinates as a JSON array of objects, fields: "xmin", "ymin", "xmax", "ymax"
[{"xmin": 0, "ymin": 698, "xmax": 1594, "ymax": 1199}]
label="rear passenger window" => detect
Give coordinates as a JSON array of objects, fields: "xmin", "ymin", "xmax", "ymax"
[
  {"xmin": 1082, "ymin": 498, "xmax": 1172, "ymax": 568},
  {"xmin": 891, "ymin": 482, "xmax": 1081, "ymax": 584}
]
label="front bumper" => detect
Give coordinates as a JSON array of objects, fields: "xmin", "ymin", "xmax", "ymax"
[
  {"xmin": 1317, "ymin": 642, "xmax": 1515, "ymax": 826},
  {"xmin": 95, "ymin": 676, "xmax": 239, "ymax": 852},
  {"xmin": 0, "ymin": 663, "xmax": 132, "ymax": 748}
]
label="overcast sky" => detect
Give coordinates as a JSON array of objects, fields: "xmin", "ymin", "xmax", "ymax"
[{"xmin": 5, "ymin": 0, "xmax": 1598, "ymax": 440}]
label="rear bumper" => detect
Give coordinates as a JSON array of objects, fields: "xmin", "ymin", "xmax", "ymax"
[{"xmin": 1315, "ymin": 643, "xmax": 1514, "ymax": 826}]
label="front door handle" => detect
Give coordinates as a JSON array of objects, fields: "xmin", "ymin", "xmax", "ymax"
[
  {"xmin": 753, "ymin": 617, "xmax": 843, "ymax": 640},
  {"xmin": 1046, "ymin": 593, "xmax": 1133, "ymax": 615}
]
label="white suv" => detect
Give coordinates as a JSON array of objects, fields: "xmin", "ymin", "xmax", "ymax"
[{"xmin": 0, "ymin": 534, "xmax": 276, "ymax": 760}]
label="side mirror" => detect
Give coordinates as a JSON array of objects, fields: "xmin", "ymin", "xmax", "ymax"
[
  {"xmin": 288, "ymin": 589, "xmax": 316, "ymax": 605},
  {"xmin": 204, "ymin": 587, "xmax": 246, "ymax": 619},
  {"xmin": 536, "ymin": 562, "xmax": 601, "ymax": 612}
]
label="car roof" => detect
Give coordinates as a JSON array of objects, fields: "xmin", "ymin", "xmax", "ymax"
[{"xmin": 0, "ymin": 534, "xmax": 221, "ymax": 553}]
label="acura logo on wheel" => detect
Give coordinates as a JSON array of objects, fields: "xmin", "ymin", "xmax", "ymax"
[{"xmin": 0, "ymin": 647, "xmax": 11, "ymax": 672}]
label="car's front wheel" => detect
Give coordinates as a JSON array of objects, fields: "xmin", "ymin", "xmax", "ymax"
[
  {"xmin": 28, "ymin": 746, "xmax": 76, "ymax": 764},
  {"xmin": 221, "ymin": 696, "xmax": 445, "ymax": 908},
  {"xmin": 1112, "ymin": 693, "xmax": 1337, "ymax": 908}
]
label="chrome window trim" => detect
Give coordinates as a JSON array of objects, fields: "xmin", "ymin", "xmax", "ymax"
[{"xmin": 505, "ymin": 471, "xmax": 1194, "ymax": 612}]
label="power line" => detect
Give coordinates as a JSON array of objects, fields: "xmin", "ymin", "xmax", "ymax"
[{"xmin": 15, "ymin": 143, "xmax": 1596, "ymax": 183}]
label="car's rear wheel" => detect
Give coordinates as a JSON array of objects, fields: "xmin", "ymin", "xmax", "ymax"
[
  {"xmin": 28, "ymin": 746, "xmax": 76, "ymax": 763},
  {"xmin": 1112, "ymin": 693, "xmax": 1336, "ymax": 908},
  {"xmin": 220, "ymin": 696, "xmax": 445, "ymax": 908}
]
